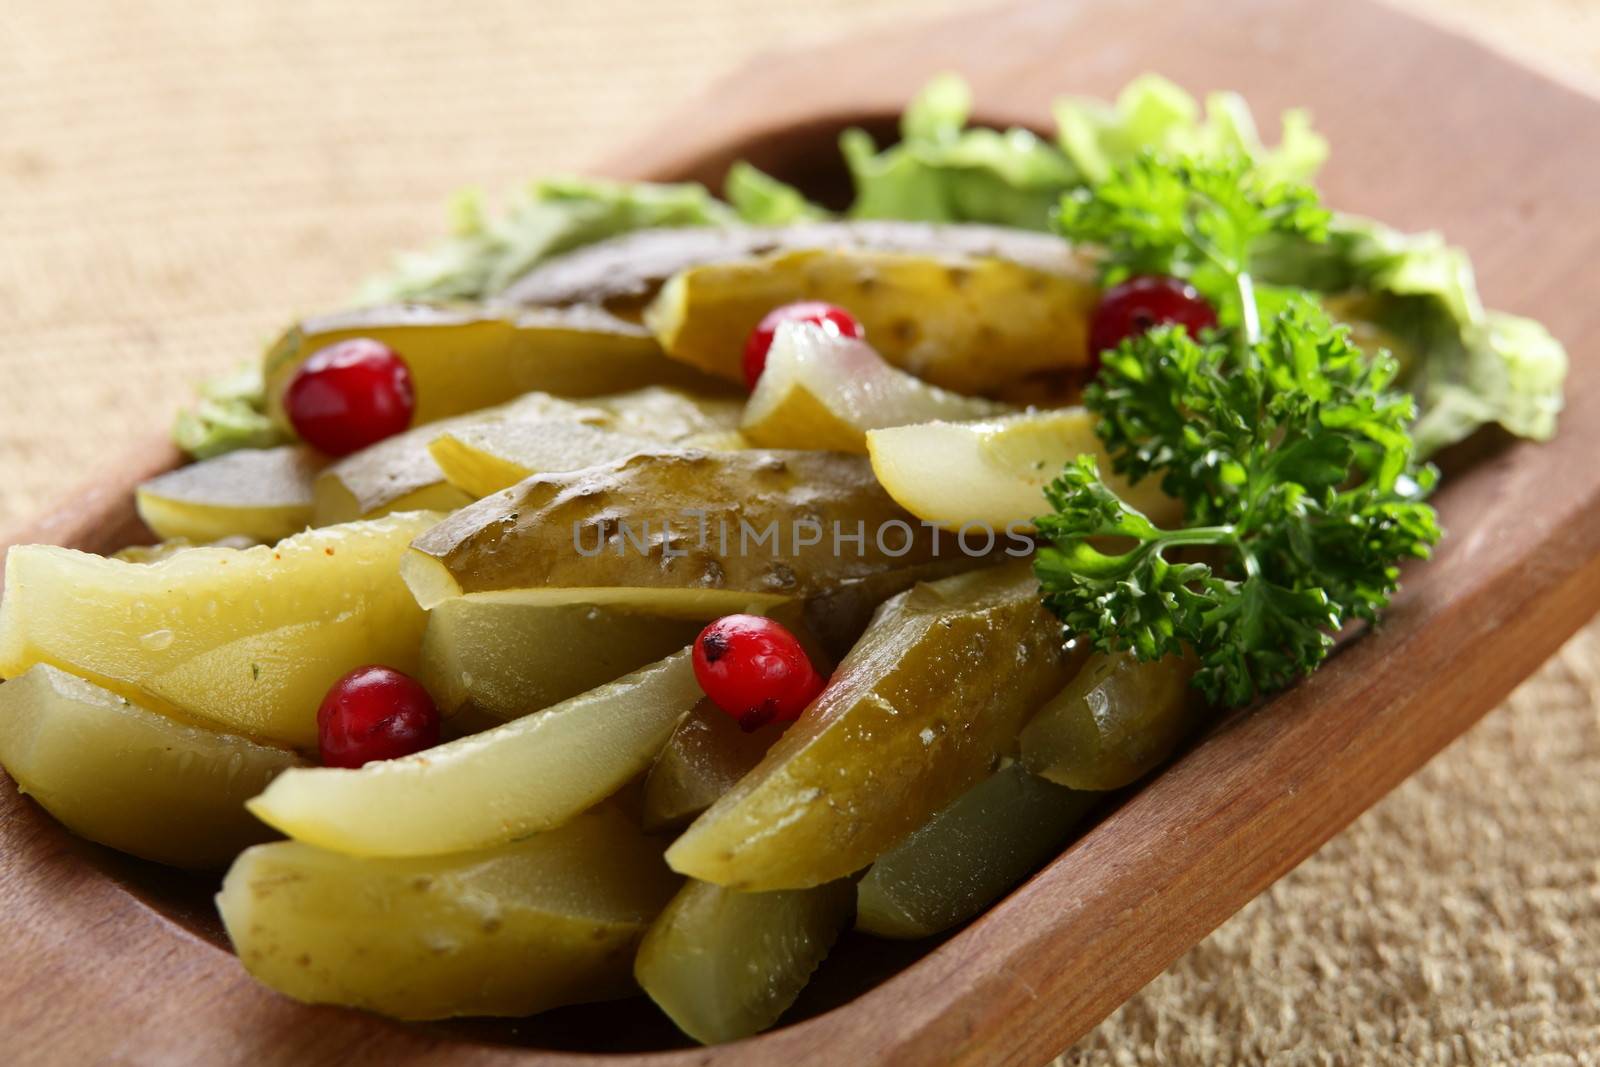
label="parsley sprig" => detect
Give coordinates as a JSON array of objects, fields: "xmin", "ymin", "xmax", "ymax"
[
  {"xmin": 1035, "ymin": 156, "xmax": 1441, "ymax": 706},
  {"xmin": 1056, "ymin": 154, "xmax": 1329, "ymax": 342}
]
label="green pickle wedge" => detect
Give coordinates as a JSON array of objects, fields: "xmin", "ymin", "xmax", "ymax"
[
  {"xmin": 634, "ymin": 877, "xmax": 854, "ymax": 1045},
  {"xmin": 428, "ymin": 385, "xmax": 744, "ymax": 499},
  {"xmin": 313, "ymin": 389, "xmax": 606, "ymax": 524},
  {"xmin": 642, "ymin": 699, "xmax": 787, "ymax": 831},
  {"xmin": 0, "ymin": 512, "xmax": 437, "ymax": 749},
  {"xmin": 402, "ymin": 449, "xmax": 970, "ymax": 618},
  {"xmin": 261, "ymin": 303, "xmax": 707, "ymax": 431},
  {"xmin": 643, "ymin": 246, "xmax": 1098, "ymax": 402},
  {"xmin": 247, "ymin": 650, "xmax": 700, "ymax": 857},
  {"xmin": 0, "ymin": 664, "xmax": 304, "ymax": 869},
  {"xmin": 218, "ymin": 806, "xmax": 680, "ymax": 1020},
  {"xmin": 1020, "ymin": 651, "xmax": 1202, "ymax": 790},
  {"xmin": 665, "ymin": 562, "xmax": 1084, "ymax": 890},
  {"xmin": 135, "ymin": 445, "xmax": 323, "ymax": 545},
  {"xmin": 856, "ymin": 760, "xmax": 1096, "ymax": 939},
  {"xmin": 421, "ymin": 599, "xmax": 702, "ymax": 724}
]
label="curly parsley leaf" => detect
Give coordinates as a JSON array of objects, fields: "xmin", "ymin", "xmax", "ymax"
[
  {"xmin": 1056, "ymin": 153, "xmax": 1330, "ymax": 339},
  {"xmin": 1034, "ymin": 300, "xmax": 1441, "ymax": 707}
]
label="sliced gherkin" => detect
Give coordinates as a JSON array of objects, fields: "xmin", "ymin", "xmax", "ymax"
[
  {"xmin": 312, "ymin": 425, "xmax": 481, "ymax": 527},
  {"xmin": 112, "ymin": 537, "xmax": 258, "ymax": 563},
  {"xmin": 500, "ymin": 220, "xmax": 1091, "ymax": 319},
  {"xmin": 0, "ymin": 512, "xmax": 437, "ymax": 749},
  {"xmin": 740, "ymin": 323, "xmax": 1010, "ymax": 453},
  {"xmin": 641, "ymin": 699, "xmax": 786, "ymax": 832},
  {"xmin": 0, "ymin": 664, "xmax": 304, "ymax": 869},
  {"xmin": 402, "ymin": 449, "xmax": 974, "ymax": 618},
  {"xmin": 866, "ymin": 408, "xmax": 1181, "ymax": 531},
  {"xmin": 1019, "ymin": 651, "xmax": 1202, "ymax": 790},
  {"xmin": 314, "ymin": 385, "xmax": 742, "ymax": 522},
  {"xmin": 135, "ymin": 445, "xmax": 323, "ymax": 544},
  {"xmin": 644, "ymin": 246, "xmax": 1097, "ymax": 400},
  {"xmin": 247, "ymin": 650, "xmax": 700, "ymax": 857},
  {"xmin": 261, "ymin": 303, "xmax": 709, "ymax": 432},
  {"xmin": 420, "ymin": 598, "xmax": 702, "ymax": 723},
  {"xmin": 665, "ymin": 562, "xmax": 1085, "ymax": 890},
  {"xmin": 427, "ymin": 386, "xmax": 743, "ymax": 499},
  {"xmin": 218, "ymin": 806, "xmax": 680, "ymax": 1020},
  {"xmin": 634, "ymin": 877, "xmax": 854, "ymax": 1045},
  {"xmin": 856, "ymin": 760, "xmax": 1096, "ymax": 939},
  {"xmin": 310, "ymin": 390, "xmax": 597, "ymax": 524}
]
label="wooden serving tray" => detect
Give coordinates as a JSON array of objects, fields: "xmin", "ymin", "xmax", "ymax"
[{"xmin": 3, "ymin": 1, "xmax": 1598, "ymax": 1063}]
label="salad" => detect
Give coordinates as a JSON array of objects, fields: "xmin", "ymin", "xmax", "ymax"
[{"xmin": 0, "ymin": 75, "xmax": 1567, "ymax": 1045}]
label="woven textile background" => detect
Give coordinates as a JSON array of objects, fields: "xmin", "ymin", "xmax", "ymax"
[{"xmin": 1, "ymin": 1, "xmax": 1597, "ymax": 1063}]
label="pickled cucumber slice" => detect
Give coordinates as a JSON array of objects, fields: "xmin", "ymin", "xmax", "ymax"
[
  {"xmin": 866, "ymin": 410, "xmax": 1182, "ymax": 530},
  {"xmin": 312, "ymin": 424, "xmax": 480, "ymax": 525},
  {"xmin": 665, "ymin": 563, "xmax": 1084, "ymax": 890},
  {"xmin": 402, "ymin": 449, "xmax": 965, "ymax": 618},
  {"xmin": 218, "ymin": 806, "xmax": 680, "ymax": 1020},
  {"xmin": 641, "ymin": 699, "xmax": 785, "ymax": 831},
  {"xmin": 741, "ymin": 323, "xmax": 1010, "ymax": 453},
  {"xmin": 261, "ymin": 304, "xmax": 706, "ymax": 432},
  {"xmin": 1019, "ymin": 652, "xmax": 1201, "ymax": 790},
  {"xmin": 247, "ymin": 650, "xmax": 699, "ymax": 857},
  {"xmin": 431, "ymin": 422, "xmax": 668, "ymax": 500},
  {"xmin": 797, "ymin": 558, "xmax": 987, "ymax": 660},
  {"xmin": 313, "ymin": 387, "xmax": 733, "ymax": 523},
  {"xmin": 0, "ymin": 512, "xmax": 436, "ymax": 748},
  {"xmin": 420, "ymin": 599, "xmax": 701, "ymax": 722},
  {"xmin": 644, "ymin": 247, "xmax": 1096, "ymax": 397},
  {"xmin": 428, "ymin": 387, "xmax": 744, "ymax": 499},
  {"xmin": 501, "ymin": 220, "xmax": 1090, "ymax": 318},
  {"xmin": 634, "ymin": 878, "xmax": 854, "ymax": 1045},
  {"xmin": 0, "ymin": 664, "xmax": 303, "ymax": 869},
  {"xmin": 135, "ymin": 445, "xmax": 323, "ymax": 544},
  {"xmin": 112, "ymin": 537, "xmax": 257, "ymax": 563},
  {"xmin": 855, "ymin": 761, "xmax": 1095, "ymax": 939}
]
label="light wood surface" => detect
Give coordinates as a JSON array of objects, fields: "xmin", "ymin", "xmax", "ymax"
[{"xmin": 2, "ymin": 0, "xmax": 1598, "ymax": 1063}]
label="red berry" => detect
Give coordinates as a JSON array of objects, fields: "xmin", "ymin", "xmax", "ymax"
[
  {"xmin": 316, "ymin": 665, "xmax": 440, "ymax": 769},
  {"xmin": 692, "ymin": 615, "xmax": 825, "ymax": 731},
  {"xmin": 742, "ymin": 302, "xmax": 864, "ymax": 389},
  {"xmin": 1088, "ymin": 275, "xmax": 1219, "ymax": 363},
  {"xmin": 285, "ymin": 338, "xmax": 415, "ymax": 456}
]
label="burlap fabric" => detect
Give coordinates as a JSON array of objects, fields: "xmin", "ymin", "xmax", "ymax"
[{"xmin": 1, "ymin": 1, "xmax": 1595, "ymax": 1062}]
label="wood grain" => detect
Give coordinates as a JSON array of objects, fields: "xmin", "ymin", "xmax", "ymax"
[{"xmin": 3, "ymin": 0, "xmax": 1599, "ymax": 1063}]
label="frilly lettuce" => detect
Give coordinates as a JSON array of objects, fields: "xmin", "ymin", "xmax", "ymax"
[
  {"xmin": 724, "ymin": 162, "xmax": 830, "ymax": 225},
  {"xmin": 171, "ymin": 363, "xmax": 288, "ymax": 459},
  {"xmin": 357, "ymin": 178, "xmax": 740, "ymax": 304},
  {"xmin": 1260, "ymin": 216, "xmax": 1566, "ymax": 453},
  {"xmin": 841, "ymin": 72, "xmax": 1078, "ymax": 229},
  {"xmin": 1053, "ymin": 73, "xmax": 1328, "ymax": 186}
]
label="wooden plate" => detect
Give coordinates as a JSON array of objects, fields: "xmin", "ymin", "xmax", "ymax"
[{"xmin": 3, "ymin": 1, "xmax": 1598, "ymax": 1063}]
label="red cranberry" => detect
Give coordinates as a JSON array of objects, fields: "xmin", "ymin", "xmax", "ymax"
[
  {"xmin": 316, "ymin": 665, "xmax": 440, "ymax": 768},
  {"xmin": 692, "ymin": 615, "xmax": 825, "ymax": 731},
  {"xmin": 1088, "ymin": 275, "xmax": 1219, "ymax": 364},
  {"xmin": 285, "ymin": 338, "xmax": 415, "ymax": 456},
  {"xmin": 742, "ymin": 302, "xmax": 864, "ymax": 389}
]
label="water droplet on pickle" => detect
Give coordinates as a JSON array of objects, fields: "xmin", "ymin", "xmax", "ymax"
[{"xmin": 140, "ymin": 629, "xmax": 175, "ymax": 651}]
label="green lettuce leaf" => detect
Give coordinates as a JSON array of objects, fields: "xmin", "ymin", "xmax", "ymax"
[
  {"xmin": 357, "ymin": 177, "xmax": 738, "ymax": 304},
  {"xmin": 1259, "ymin": 215, "xmax": 1566, "ymax": 453},
  {"xmin": 1053, "ymin": 73, "xmax": 1329, "ymax": 187},
  {"xmin": 842, "ymin": 72, "xmax": 1080, "ymax": 230},
  {"xmin": 1409, "ymin": 311, "xmax": 1567, "ymax": 455},
  {"xmin": 724, "ymin": 162, "xmax": 830, "ymax": 224},
  {"xmin": 171, "ymin": 362, "xmax": 288, "ymax": 460}
]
